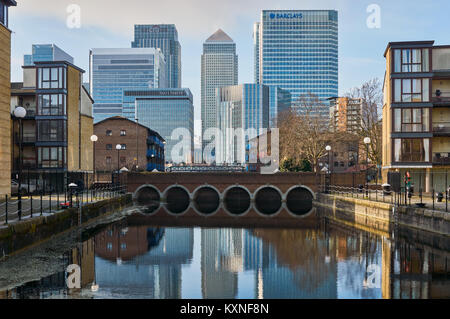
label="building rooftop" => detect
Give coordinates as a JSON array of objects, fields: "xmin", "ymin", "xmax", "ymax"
[
  {"xmin": 205, "ymin": 29, "xmax": 234, "ymax": 43},
  {"xmin": 3, "ymin": 0, "xmax": 17, "ymax": 6},
  {"xmin": 94, "ymin": 116, "xmax": 165, "ymax": 142}
]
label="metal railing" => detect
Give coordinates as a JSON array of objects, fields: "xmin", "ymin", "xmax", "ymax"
[
  {"xmin": 0, "ymin": 185, "xmax": 127, "ymax": 225},
  {"xmin": 325, "ymin": 184, "xmax": 449, "ymax": 212}
]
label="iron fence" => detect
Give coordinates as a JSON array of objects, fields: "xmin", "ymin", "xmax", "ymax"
[{"xmin": 0, "ymin": 185, "xmax": 127, "ymax": 225}]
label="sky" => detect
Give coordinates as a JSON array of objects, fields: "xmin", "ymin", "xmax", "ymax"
[{"xmin": 8, "ymin": 0, "xmax": 450, "ymax": 138}]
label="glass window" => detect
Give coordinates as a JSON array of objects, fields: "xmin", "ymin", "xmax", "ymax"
[
  {"xmin": 395, "ymin": 48, "xmax": 429, "ymax": 73},
  {"xmin": 120, "ymin": 130, "xmax": 126, "ymax": 136},
  {"xmin": 37, "ymin": 67, "xmax": 66, "ymax": 89},
  {"xmin": 106, "ymin": 144, "xmax": 112, "ymax": 150},
  {"xmin": 395, "ymin": 139, "xmax": 429, "ymax": 162},
  {"xmin": 38, "ymin": 147, "xmax": 65, "ymax": 168},
  {"xmin": 38, "ymin": 94, "xmax": 66, "ymax": 115},
  {"xmin": 394, "ymin": 109, "xmax": 401, "ymax": 132},
  {"xmin": 37, "ymin": 120, "xmax": 66, "ymax": 141},
  {"xmin": 106, "ymin": 130, "xmax": 112, "ymax": 136},
  {"xmin": 394, "ymin": 50, "xmax": 401, "ymax": 73}
]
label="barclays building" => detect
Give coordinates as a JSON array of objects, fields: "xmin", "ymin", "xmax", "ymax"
[{"xmin": 254, "ymin": 10, "xmax": 338, "ymax": 117}]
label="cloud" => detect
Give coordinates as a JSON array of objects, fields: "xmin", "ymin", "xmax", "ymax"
[{"xmin": 14, "ymin": 0, "xmax": 340, "ymax": 39}]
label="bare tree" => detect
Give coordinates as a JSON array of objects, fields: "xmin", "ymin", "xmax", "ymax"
[
  {"xmin": 279, "ymin": 93, "xmax": 333, "ymax": 172},
  {"xmin": 345, "ymin": 78, "xmax": 383, "ymax": 167}
]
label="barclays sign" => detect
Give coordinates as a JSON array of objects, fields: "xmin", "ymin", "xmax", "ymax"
[{"xmin": 269, "ymin": 12, "xmax": 303, "ymax": 19}]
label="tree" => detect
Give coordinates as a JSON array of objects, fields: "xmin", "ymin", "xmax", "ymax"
[
  {"xmin": 345, "ymin": 78, "xmax": 383, "ymax": 168},
  {"xmin": 280, "ymin": 158, "xmax": 312, "ymax": 172},
  {"xmin": 279, "ymin": 92, "xmax": 333, "ymax": 173}
]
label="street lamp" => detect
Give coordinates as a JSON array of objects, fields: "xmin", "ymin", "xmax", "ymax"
[
  {"xmin": 325, "ymin": 145, "xmax": 332, "ymax": 193},
  {"xmin": 364, "ymin": 137, "xmax": 371, "ymax": 197},
  {"xmin": 116, "ymin": 144, "xmax": 122, "ymax": 186},
  {"xmin": 14, "ymin": 106, "xmax": 27, "ymax": 220},
  {"xmin": 90, "ymin": 135, "xmax": 98, "ymax": 183}
]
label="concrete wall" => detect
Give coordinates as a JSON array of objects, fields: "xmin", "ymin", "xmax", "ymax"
[
  {"xmin": 0, "ymin": 24, "xmax": 11, "ymax": 196},
  {"xmin": 432, "ymin": 47, "xmax": 450, "ymax": 71},
  {"xmin": 23, "ymin": 68, "xmax": 36, "ymax": 88}
]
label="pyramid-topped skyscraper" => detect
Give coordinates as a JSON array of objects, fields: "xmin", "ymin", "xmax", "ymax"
[{"xmin": 201, "ymin": 29, "xmax": 238, "ymax": 162}]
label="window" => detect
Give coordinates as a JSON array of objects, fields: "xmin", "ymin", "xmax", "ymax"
[
  {"xmin": 37, "ymin": 147, "xmax": 65, "ymax": 168},
  {"xmin": 393, "ymin": 49, "xmax": 429, "ymax": 73},
  {"xmin": 106, "ymin": 156, "xmax": 112, "ymax": 165},
  {"xmin": 120, "ymin": 156, "xmax": 126, "ymax": 164},
  {"xmin": 106, "ymin": 130, "xmax": 112, "ymax": 136},
  {"xmin": 37, "ymin": 120, "xmax": 66, "ymax": 141},
  {"xmin": 0, "ymin": 2, "xmax": 7, "ymax": 27},
  {"xmin": 394, "ymin": 78, "xmax": 429, "ymax": 103},
  {"xmin": 106, "ymin": 144, "xmax": 112, "ymax": 150},
  {"xmin": 107, "ymin": 243, "xmax": 113, "ymax": 251},
  {"xmin": 120, "ymin": 130, "xmax": 126, "ymax": 136},
  {"xmin": 121, "ymin": 144, "xmax": 126, "ymax": 150},
  {"xmin": 393, "ymin": 108, "xmax": 429, "ymax": 132},
  {"xmin": 393, "ymin": 138, "xmax": 429, "ymax": 162},
  {"xmin": 38, "ymin": 94, "xmax": 66, "ymax": 115},
  {"xmin": 37, "ymin": 67, "xmax": 66, "ymax": 89}
]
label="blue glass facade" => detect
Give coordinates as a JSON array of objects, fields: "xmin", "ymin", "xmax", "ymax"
[
  {"xmin": 254, "ymin": 10, "xmax": 338, "ymax": 117},
  {"xmin": 216, "ymin": 84, "xmax": 269, "ymax": 164},
  {"xmin": 269, "ymin": 86, "xmax": 291, "ymax": 128},
  {"xmin": 23, "ymin": 44, "xmax": 74, "ymax": 66},
  {"xmin": 89, "ymin": 48, "xmax": 168, "ymax": 123},
  {"xmin": 134, "ymin": 89, "xmax": 194, "ymax": 164},
  {"xmin": 132, "ymin": 24, "xmax": 181, "ymax": 88}
]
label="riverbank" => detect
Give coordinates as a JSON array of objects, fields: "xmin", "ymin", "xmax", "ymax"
[
  {"xmin": 314, "ymin": 193, "xmax": 450, "ymax": 238},
  {"xmin": 0, "ymin": 194, "xmax": 132, "ymax": 257}
]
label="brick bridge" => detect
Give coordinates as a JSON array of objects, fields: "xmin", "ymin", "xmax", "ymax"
[{"xmin": 121, "ymin": 172, "xmax": 365, "ymax": 226}]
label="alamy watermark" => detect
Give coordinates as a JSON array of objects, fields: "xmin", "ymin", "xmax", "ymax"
[
  {"xmin": 66, "ymin": 4, "xmax": 81, "ymax": 29},
  {"xmin": 366, "ymin": 4, "xmax": 381, "ymax": 29}
]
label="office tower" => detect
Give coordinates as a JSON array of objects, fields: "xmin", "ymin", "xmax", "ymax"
[
  {"xmin": 89, "ymin": 48, "xmax": 168, "ymax": 123},
  {"xmin": 24, "ymin": 44, "xmax": 74, "ymax": 66},
  {"xmin": 133, "ymin": 88, "xmax": 194, "ymax": 164},
  {"xmin": 11, "ymin": 61, "xmax": 94, "ymax": 189},
  {"xmin": 216, "ymin": 84, "xmax": 270, "ymax": 164},
  {"xmin": 269, "ymin": 86, "xmax": 291, "ymax": 128},
  {"xmin": 201, "ymin": 29, "xmax": 238, "ymax": 160},
  {"xmin": 382, "ymin": 41, "xmax": 450, "ymax": 192},
  {"xmin": 0, "ymin": 0, "xmax": 16, "ymax": 196},
  {"xmin": 132, "ymin": 24, "xmax": 181, "ymax": 88},
  {"xmin": 254, "ymin": 10, "xmax": 338, "ymax": 117}
]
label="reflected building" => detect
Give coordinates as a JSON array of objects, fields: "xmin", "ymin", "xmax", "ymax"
[
  {"xmin": 94, "ymin": 226, "xmax": 193, "ymax": 299},
  {"xmin": 201, "ymin": 228, "xmax": 243, "ymax": 298}
]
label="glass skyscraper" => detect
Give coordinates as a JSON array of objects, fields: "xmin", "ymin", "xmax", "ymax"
[
  {"xmin": 134, "ymin": 88, "xmax": 194, "ymax": 164},
  {"xmin": 89, "ymin": 48, "xmax": 168, "ymax": 123},
  {"xmin": 24, "ymin": 44, "xmax": 74, "ymax": 66},
  {"xmin": 254, "ymin": 10, "xmax": 338, "ymax": 117},
  {"xmin": 132, "ymin": 24, "xmax": 181, "ymax": 88},
  {"xmin": 216, "ymin": 84, "xmax": 269, "ymax": 164},
  {"xmin": 201, "ymin": 29, "xmax": 238, "ymax": 159},
  {"xmin": 269, "ymin": 86, "xmax": 291, "ymax": 128}
]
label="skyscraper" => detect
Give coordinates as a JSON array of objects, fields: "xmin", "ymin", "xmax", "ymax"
[
  {"xmin": 216, "ymin": 84, "xmax": 270, "ymax": 164},
  {"xmin": 89, "ymin": 48, "xmax": 168, "ymax": 122},
  {"xmin": 132, "ymin": 24, "xmax": 181, "ymax": 88},
  {"xmin": 24, "ymin": 44, "xmax": 74, "ymax": 66},
  {"xmin": 254, "ymin": 10, "xmax": 338, "ymax": 117},
  {"xmin": 201, "ymin": 29, "xmax": 238, "ymax": 160}
]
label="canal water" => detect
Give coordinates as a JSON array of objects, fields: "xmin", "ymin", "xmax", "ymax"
[{"xmin": 0, "ymin": 206, "xmax": 448, "ymax": 299}]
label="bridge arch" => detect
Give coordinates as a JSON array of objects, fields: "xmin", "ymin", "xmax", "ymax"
[
  {"xmin": 223, "ymin": 185, "xmax": 252, "ymax": 216},
  {"xmin": 192, "ymin": 185, "xmax": 221, "ymax": 216},
  {"xmin": 133, "ymin": 184, "xmax": 161, "ymax": 213},
  {"xmin": 162, "ymin": 185, "xmax": 191, "ymax": 216},
  {"xmin": 253, "ymin": 185, "xmax": 283, "ymax": 217},
  {"xmin": 284, "ymin": 185, "xmax": 315, "ymax": 217}
]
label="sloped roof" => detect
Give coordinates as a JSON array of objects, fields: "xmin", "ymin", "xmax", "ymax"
[{"xmin": 205, "ymin": 29, "xmax": 234, "ymax": 43}]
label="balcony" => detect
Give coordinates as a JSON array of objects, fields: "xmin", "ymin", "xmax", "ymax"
[
  {"xmin": 433, "ymin": 122, "xmax": 450, "ymax": 136},
  {"xmin": 432, "ymin": 152, "xmax": 450, "ymax": 165},
  {"xmin": 14, "ymin": 132, "xmax": 36, "ymax": 144},
  {"xmin": 14, "ymin": 158, "xmax": 37, "ymax": 170},
  {"xmin": 432, "ymin": 91, "xmax": 450, "ymax": 106}
]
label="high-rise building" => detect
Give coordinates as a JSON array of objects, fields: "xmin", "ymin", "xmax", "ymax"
[
  {"xmin": 11, "ymin": 60, "xmax": 94, "ymax": 190},
  {"xmin": 201, "ymin": 29, "xmax": 238, "ymax": 160},
  {"xmin": 133, "ymin": 88, "xmax": 194, "ymax": 164},
  {"xmin": 24, "ymin": 44, "xmax": 74, "ymax": 66},
  {"xmin": 132, "ymin": 24, "xmax": 181, "ymax": 88},
  {"xmin": 329, "ymin": 97, "xmax": 363, "ymax": 134},
  {"xmin": 269, "ymin": 86, "xmax": 291, "ymax": 128},
  {"xmin": 382, "ymin": 41, "xmax": 450, "ymax": 192},
  {"xmin": 89, "ymin": 48, "xmax": 168, "ymax": 123},
  {"xmin": 0, "ymin": 0, "xmax": 16, "ymax": 196},
  {"xmin": 254, "ymin": 10, "xmax": 338, "ymax": 117},
  {"xmin": 216, "ymin": 84, "xmax": 270, "ymax": 164}
]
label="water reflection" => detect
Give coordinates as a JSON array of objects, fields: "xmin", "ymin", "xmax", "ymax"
[{"xmin": 0, "ymin": 214, "xmax": 448, "ymax": 299}]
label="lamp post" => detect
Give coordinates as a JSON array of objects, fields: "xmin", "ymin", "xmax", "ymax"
[
  {"xmin": 325, "ymin": 145, "xmax": 332, "ymax": 193},
  {"xmin": 364, "ymin": 137, "xmax": 371, "ymax": 197},
  {"xmin": 14, "ymin": 107, "xmax": 27, "ymax": 220},
  {"xmin": 90, "ymin": 135, "xmax": 98, "ymax": 182},
  {"xmin": 135, "ymin": 117, "xmax": 139, "ymax": 172},
  {"xmin": 116, "ymin": 144, "xmax": 122, "ymax": 186}
]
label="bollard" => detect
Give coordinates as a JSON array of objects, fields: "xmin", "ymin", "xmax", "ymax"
[
  {"xmin": 30, "ymin": 194, "xmax": 33, "ymax": 218},
  {"xmin": 5, "ymin": 194, "xmax": 8, "ymax": 224},
  {"xmin": 40, "ymin": 191, "xmax": 43, "ymax": 216}
]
